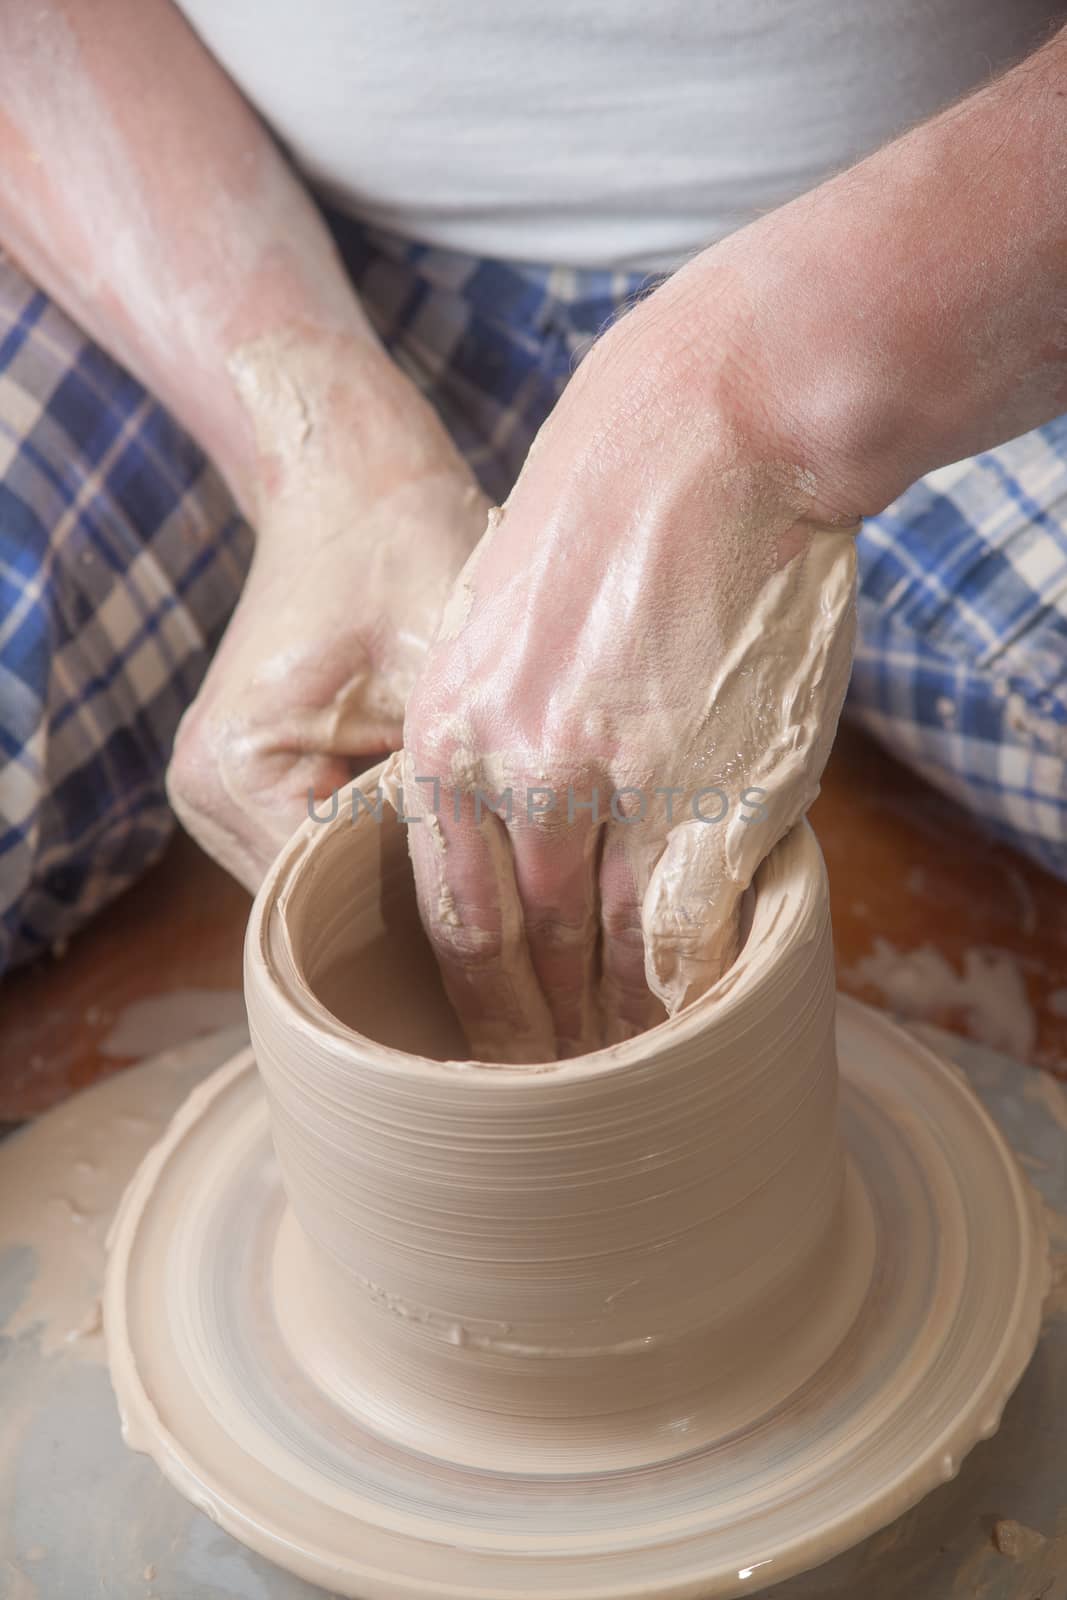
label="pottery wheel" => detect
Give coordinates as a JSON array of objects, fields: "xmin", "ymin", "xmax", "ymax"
[
  {"xmin": 1, "ymin": 1013, "xmax": 1064, "ymax": 1599},
  {"xmin": 93, "ymin": 998, "xmax": 1050, "ymax": 1600}
]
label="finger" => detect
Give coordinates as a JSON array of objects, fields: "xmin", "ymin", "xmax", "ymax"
[
  {"xmin": 598, "ymin": 823, "xmax": 670, "ymax": 1044},
  {"xmin": 508, "ymin": 807, "xmax": 603, "ymax": 1057},
  {"xmin": 398, "ymin": 760, "xmax": 556, "ymax": 1064},
  {"xmin": 641, "ymin": 819, "xmax": 744, "ymax": 1015}
]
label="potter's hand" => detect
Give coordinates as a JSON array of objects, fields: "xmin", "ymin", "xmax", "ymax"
[
  {"xmin": 168, "ymin": 334, "xmax": 488, "ymax": 890},
  {"xmin": 402, "ymin": 294, "xmax": 857, "ymax": 1063},
  {"xmin": 405, "ymin": 20, "xmax": 1067, "ymax": 1063}
]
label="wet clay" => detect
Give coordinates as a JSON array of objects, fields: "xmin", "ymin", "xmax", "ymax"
[
  {"xmin": 400, "ymin": 495, "xmax": 858, "ymax": 1062},
  {"xmin": 244, "ymin": 799, "xmax": 862, "ymax": 1468},
  {"xmin": 102, "ymin": 769, "xmax": 1050, "ymax": 1599}
]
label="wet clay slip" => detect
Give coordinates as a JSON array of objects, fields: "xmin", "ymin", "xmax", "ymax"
[{"xmin": 105, "ymin": 768, "xmax": 1049, "ymax": 1599}]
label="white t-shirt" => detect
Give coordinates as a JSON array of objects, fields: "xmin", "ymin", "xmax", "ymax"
[{"xmin": 177, "ymin": 0, "xmax": 1064, "ymax": 270}]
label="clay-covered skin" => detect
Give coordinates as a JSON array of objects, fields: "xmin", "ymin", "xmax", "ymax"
[
  {"xmin": 6, "ymin": 4, "xmax": 1067, "ymax": 1000},
  {"xmin": 167, "ymin": 332, "xmax": 488, "ymax": 890},
  {"xmin": 0, "ymin": 0, "xmax": 488, "ymax": 891},
  {"xmin": 403, "ymin": 25, "xmax": 1067, "ymax": 1063},
  {"xmin": 402, "ymin": 328, "xmax": 858, "ymax": 1061}
]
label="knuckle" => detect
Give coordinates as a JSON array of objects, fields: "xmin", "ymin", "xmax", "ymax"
[
  {"xmin": 525, "ymin": 914, "xmax": 591, "ymax": 949},
  {"xmin": 429, "ymin": 919, "xmax": 504, "ymax": 970},
  {"xmin": 403, "ymin": 702, "xmax": 472, "ymax": 782},
  {"xmin": 166, "ymin": 702, "xmax": 235, "ymax": 821},
  {"xmin": 601, "ymin": 902, "xmax": 644, "ymax": 943},
  {"xmin": 166, "ymin": 709, "xmax": 212, "ymax": 808}
]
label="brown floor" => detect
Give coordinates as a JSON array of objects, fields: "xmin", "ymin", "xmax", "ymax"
[{"xmin": 1, "ymin": 722, "xmax": 1065, "ymax": 1122}]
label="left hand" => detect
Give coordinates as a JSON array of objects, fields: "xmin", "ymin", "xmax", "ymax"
[{"xmin": 167, "ymin": 332, "xmax": 489, "ymax": 890}]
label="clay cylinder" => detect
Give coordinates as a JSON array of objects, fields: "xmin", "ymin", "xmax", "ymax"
[{"xmin": 245, "ymin": 770, "xmax": 866, "ymax": 1472}]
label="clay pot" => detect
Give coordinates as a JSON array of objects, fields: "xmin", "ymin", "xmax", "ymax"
[{"xmin": 245, "ymin": 767, "xmax": 869, "ymax": 1471}]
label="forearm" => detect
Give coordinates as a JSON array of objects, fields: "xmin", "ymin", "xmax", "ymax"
[
  {"xmin": 656, "ymin": 22, "xmax": 1067, "ymax": 521},
  {"xmin": 0, "ymin": 0, "xmax": 379, "ymax": 513}
]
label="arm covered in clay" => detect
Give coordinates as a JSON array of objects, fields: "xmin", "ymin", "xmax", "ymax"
[
  {"xmin": 0, "ymin": 0, "xmax": 487, "ymax": 887},
  {"xmin": 403, "ymin": 23, "xmax": 1067, "ymax": 1063}
]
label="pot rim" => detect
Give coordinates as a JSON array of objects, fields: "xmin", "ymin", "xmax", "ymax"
[{"xmin": 245, "ymin": 764, "xmax": 830, "ymax": 1086}]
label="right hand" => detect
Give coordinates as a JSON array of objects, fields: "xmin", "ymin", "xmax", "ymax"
[{"xmin": 401, "ymin": 281, "xmax": 857, "ymax": 1063}]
